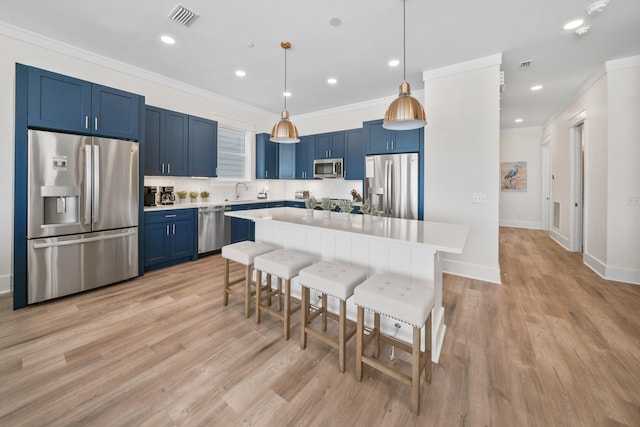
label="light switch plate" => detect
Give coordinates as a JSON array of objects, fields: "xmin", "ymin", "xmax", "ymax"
[
  {"xmin": 472, "ymin": 193, "xmax": 487, "ymax": 203},
  {"xmin": 627, "ymin": 196, "xmax": 640, "ymax": 206}
]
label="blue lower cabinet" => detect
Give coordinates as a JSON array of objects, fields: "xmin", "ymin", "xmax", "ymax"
[
  {"xmin": 230, "ymin": 204, "xmax": 255, "ymax": 243},
  {"xmin": 286, "ymin": 201, "xmax": 306, "ymax": 208},
  {"xmin": 144, "ymin": 209, "xmax": 197, "ymax": 271}
]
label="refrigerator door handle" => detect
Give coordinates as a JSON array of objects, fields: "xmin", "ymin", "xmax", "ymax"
[
  {"xmin": 32, "ymin": 229, "xmax": 136, "ymax": 249},
  {"xmin": 84, "ymin": 145, "xmax": 92, "ymax": 224},
  {"xmin": 387, "ymin": 161, "xmax": 393, "ymax": 216},
  {"xmin": 93, "ymin": 145, "xmax": 100, "ymax": 224}
]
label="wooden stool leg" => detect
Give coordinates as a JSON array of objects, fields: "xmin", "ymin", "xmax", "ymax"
[
  {"xmin": 301, "ymin": 286, "xmax": 308, "ymax": 349},
  {"xmin": 255, "ymin": 269, "xmax": 262, "ymax": 324},
  {"xmin": 321, "ymin": 294, "xmax": 328, "ymax": 332},
  {"xmin": 223, "ymin": 258, "xmax": 230, "ymax": 306},
  {"xmin": 373, "ymin": 312, "xmax": 380, "ymax": 359},
  {"xmin": 277, "ymin": 277, "xmax": 282, "ymax": 312},
  {"xmin": 244, "ymin": 264, "xmax": 251, "ymax": 318},
  {"xmin": 425, "ymin": 314, "xmax": 432, "ymax": 384},
  {"xmin": 339, "ymin": 299, "xmax": 346, "ymax": 373},
  {"xmin": 283, "ymin": 279, "xmax": 291, "ymax": 340},
  {"xmin": 266, "ymin": 275, "xmax": 272, "ymax": 306},
  {"xmin": 356, "ymin": 306, "xmax": 364, "ymax": 381},
  {"xmin": 412, "ymin": 325, "xmax": 421, "ymax": 416}
]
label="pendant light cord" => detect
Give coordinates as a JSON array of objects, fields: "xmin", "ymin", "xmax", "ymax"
[
  {"xmin": 403, "ymin": 0, "xmax": 407, "ymax": 82},
  {"xmin": 283, "ymin": 46, "xmax": 288, "ymax": 111}
]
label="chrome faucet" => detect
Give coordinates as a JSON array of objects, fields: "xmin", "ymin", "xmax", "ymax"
[{"xmin": 235, "ymin": 182, "xmax": 248, "ymax": 199}]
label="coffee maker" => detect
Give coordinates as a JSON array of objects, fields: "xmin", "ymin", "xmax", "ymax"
[
  {"xmin": 143, "ymin": 186, "xmax": 157, "ymax": 206},
  {"xmin": 159, "ymin": 186, "xmax": 175, "ymax": 205}
]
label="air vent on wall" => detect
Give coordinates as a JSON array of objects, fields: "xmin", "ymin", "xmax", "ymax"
[
  {"xmin": 519, "ymin": 60, "xmax": 533, "ymax": 70},
  {"xmin": 168, "ymin": 4, "xmax": 200, "ymax": 27}
]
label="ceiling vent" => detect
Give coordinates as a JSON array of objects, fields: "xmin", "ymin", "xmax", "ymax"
[
  {"xmin": 168, "ymin": 4, "xmax": 200, "ymax": 27},
  {"xmin": 519, "ymin": 60, "xmax": 533, "ymax": 70}
]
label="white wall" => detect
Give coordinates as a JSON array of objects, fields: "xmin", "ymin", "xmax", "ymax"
[
  {"xmin": 606, "ymin": 62, "xmax": 640, "ymax": 284},
  {"xmin": 423, "ymin": 55, "xmax": 502, "ymax": 284},
  {"xmin": 499, "ymin": 127, "xmax": 543, "ymax": 229}
]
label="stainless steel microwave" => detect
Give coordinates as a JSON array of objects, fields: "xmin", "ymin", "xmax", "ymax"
[{"xmin": 314, "ymin": 158, "xmax": 343, "ymax": 178}]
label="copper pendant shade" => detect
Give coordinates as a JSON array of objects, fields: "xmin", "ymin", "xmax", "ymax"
[
  {"xmin": 270, "ymin": 42, "xmax": 300, "ymax": 143},
  {"xmin": 383, "ymin": 0, "xmax": 427, "ymax": 131}
]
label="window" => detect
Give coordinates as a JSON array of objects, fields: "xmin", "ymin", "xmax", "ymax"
[{"xmin": 217, "ymin": 126, "xmax": 246, "ymax": 179}]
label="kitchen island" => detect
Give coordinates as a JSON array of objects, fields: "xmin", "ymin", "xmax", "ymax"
[{"xmin": 225, "ymin": 207, "xmax": 470, "ymax": 363}]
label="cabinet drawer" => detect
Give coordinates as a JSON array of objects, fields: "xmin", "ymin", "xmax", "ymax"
[{"xmin": 145, "ymin": 209, "xmax": 194, "ymax": 224}]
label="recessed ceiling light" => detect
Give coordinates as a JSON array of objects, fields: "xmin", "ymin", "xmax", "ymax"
[
  {"xmin": 563, "ymin": 19, "xmax": 584, "ymax": 30},
  {"xmin": 235, "ymin": 70, "xmax": 246, "ymax": 77},
  {"xmin": 327, "ymin": 78, "xmax": 337, "ymax": 85},
  {"xmin": 575, "ymin": 25, "xmax": 592, "ymax": 35},
  {"xmin": 515, "ymin": 118, "xmax": 523, "ymax": 123},
  {"xmin": 388, "ymin": 59, "xmax": 400, "ymax": 67},
  {"xmin": 283, "ymin": 91, "xmax": 291, "ymax": 97},
  {"xmin": 160, "ymin": 35, "xmax": 175, "ymax": 45},
  {"xmin": 531, "ymin": 85, "xmax": 543, "ymax": 91},
  {"xmin": 329, "ymin": 17, "xmax": 342, "ymax": 27},
  {"xmin": 586, "ymin": 0, "xmax": 609, "ymax": 15}
]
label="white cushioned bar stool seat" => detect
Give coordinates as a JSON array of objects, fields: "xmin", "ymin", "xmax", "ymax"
[
  {"xmin": 298, "ymin": 261, "xmax": 367, "ymax": 373},
  {"xmin": 253, "ymin": 249, "xmax": 315, "ymax": 340},
  {"xmin": 221, "ymin": 241, "xmax": 276, "ymax": 318},
  {"xmin": 353, "ymin": 273, "xmax": 435, "ymax": 416}
]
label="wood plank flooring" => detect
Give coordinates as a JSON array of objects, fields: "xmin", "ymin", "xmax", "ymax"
[{"xmin": 1, "ymin": 227, "xmax": 639, "ymax": 426}]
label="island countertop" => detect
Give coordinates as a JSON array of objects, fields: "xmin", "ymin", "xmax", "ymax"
[{"xmin": 225, "ymin": 207, "xmax": 469, "ymax": 254}]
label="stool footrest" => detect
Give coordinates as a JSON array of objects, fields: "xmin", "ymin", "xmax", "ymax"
[{"xmin": 362, "ymin": 355, "xmax": 412, "ymax": 386}]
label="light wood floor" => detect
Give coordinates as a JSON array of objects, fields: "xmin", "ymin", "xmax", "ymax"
[{"xmin": 1, "ymin": 228, "xmax": 639, "ymax": 426}]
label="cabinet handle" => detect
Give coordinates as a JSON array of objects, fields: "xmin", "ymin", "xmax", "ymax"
[
  {"xmin": 161, "ymin": 163, "xmax": 165, "ymax": 174},
  {"xmin": 266, "ymin": 170, "xmax": 268, "ymax": 179},
  {"xmin": 168, "ymin": 163, "xmax": 171, "ymax": 174},
  {"xmin": 172, "ymin": 224, "xmax": 176, "ymax": 234},
  {"xmin": 391, "ymin": 140, "xmax": 395, "ymax": 150},
  {"xmin": 164, "ymin": 214, "xmax": 177, "ymax": 218},
  {"xmin": 166, "ymin": 225, "xmax": 170, "ymax": 236},
  {"xmin": 386, "ymin": 141, "xmax": 389, "ymax": 150},
  {"xmin": 94, "ymin": 117, "xmax": 99, "ymax": 130},
  {"xmin": 85, "ymin": 116, "xmax": 89, "ymax": 129}
]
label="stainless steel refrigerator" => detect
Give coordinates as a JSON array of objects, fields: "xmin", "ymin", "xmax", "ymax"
[
  {"xmin": 364, "ymin": 153, "xmax": 419, "ymax": 219},
  {"xmin": 27, "ymin": 129, "xmax": 139, "ymax": 304}
]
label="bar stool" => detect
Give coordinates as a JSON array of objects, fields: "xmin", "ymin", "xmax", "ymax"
[
  {"xmin": 221, "ymin": 241, "xmax": 276, "ymax": 318},
  {"xmin": 253, "ymin": 249, "xmax": 315, "ymax": 340},
  {"xmin": 353, "ymin": 273, "xmax": 435, "ymax": 416},
  {"xmin": 298, "ymin": 261, "xmax": 367, "ymax": 373}
]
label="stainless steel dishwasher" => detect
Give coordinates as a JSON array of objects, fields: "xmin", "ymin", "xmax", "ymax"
[{"xmin": 198, "ymin": 205, "xmax": 230, "ymax": 254}]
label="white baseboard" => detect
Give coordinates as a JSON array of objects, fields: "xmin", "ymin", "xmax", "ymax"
[
  {"xmin": 442, "ymin": 259, "xmax": 502, "ymax": 284},
  {"xmin": 0, "ymin": 274, "xmax": 11, "ymax": 295},
  {"xmin": 605, "ymin": 265, "xmax": 640, "ymax": 286},
  {"xmin": 549, "ymin": 229, "xmax": 570, "ymax": 250},
  {"xmin": 499, "ymin": 219, "xmax": 543, "ymax": 230},
  {"xmin": 583, "ymin": 252, "xmax": 607, "ymax": 278}
]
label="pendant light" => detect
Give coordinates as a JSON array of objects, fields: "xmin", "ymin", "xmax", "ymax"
[
  {"xmin": 383, "ymin": 0, "xmax": 427, "ymax": 131},
  {"xmin": 270, "ymin": 41, "xmax": 300, "ymax": 143}
]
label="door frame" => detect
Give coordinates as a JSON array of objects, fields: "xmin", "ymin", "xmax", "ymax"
[
  {"xmin": 568, "ymin": 110, "xmax": 586, "ymax": 252},
  {"xmin": 541, "ymin": 136, "xmax": 552, "ymax": 231}
]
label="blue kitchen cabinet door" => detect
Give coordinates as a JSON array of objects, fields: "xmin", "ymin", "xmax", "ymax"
[
  {"xmin": 278, "ymin": 143, "xmax": 296, "ymax": 179},
  {"xmin": 256, "ymin": 133, "xmax": 279, "ymax": 179},
  {"xmin": 295, "ymin": 135, "xmax": 315, "ymax": 179},
  {"xmin": 91, "ymin": 84, "xmax": 141, "ymax": 140},
  {"xmin": 27, "ymin": 67, "xmax": 91, "ymax": 134},
  {"xmin": 315, "ymin": 131, "xmax": 345, "ymax": 159},
  {"xmin": 364, "ymin": 119, "xmax": 422, "ymax": 154},
  {"xmin": 144, "ymin": 221, "xmax": 172, "ymax": 266},
  {"xmin": 163, "ymin": 110, "xmax": 189, "ymax": 176},
  {"xmin": 286, "ymin": 201, "xmax": 306, "ymax": 208},
  {"xmin": 230, "ymin": 218, "xmax": 252, "ymax": 243},
  {"xmin": 188, "ymin": 116, "xmax": 218, "ymax": 177},
  {"xmin": 171, "ymin": 218, "xmax": 195, "ymax": 259},
  {"xmin": 144, "ymin": 106, "xmax": 163, "ymax": 175},
  {"xmin": 344, "ymin": 128, "xmax": 364, "ymax": 180}
]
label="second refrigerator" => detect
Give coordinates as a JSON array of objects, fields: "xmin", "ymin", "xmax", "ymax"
[{"xmin": 364, "ymin": 153, "xmax": 419, "ymax": 219}]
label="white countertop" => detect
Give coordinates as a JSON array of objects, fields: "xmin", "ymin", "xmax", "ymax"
[
  {"xmin": 225, "ymin": 207, "xmax": 470, "ymax": 254},
  {"xmin": 143, "ymin": 199, "xmax": 298, "ymax": 212}
]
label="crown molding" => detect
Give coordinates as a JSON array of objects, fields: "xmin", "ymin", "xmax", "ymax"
[
  {"xmin": 605, "ymin": 55, "xmax": 640, "ymax": 72},
  {"xmin": 422, "ymin": 53, "xmax": 502, "ymax": 82},
  {"xmin": 0, "ymin": 20, "xmax": 273, "ymax": 124}
]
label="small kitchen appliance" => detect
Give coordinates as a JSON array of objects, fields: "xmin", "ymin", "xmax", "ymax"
[
  {"xmin": 159, "ymin": 186, "xmax": 175, "ymax": 205},
  {"xmin": 144, "ymin": 186, "xmax": 157, "ymax": 206}
]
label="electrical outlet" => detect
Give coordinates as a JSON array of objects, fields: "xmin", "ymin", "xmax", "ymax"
[
  {"xmin": 627, "ymin": 196, "xmax": 640, "ymax": 206},
  {"xmin": 472, "ymin": 193, "xmax": 487, "ymax": 203}
]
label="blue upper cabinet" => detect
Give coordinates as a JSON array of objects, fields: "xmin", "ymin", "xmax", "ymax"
[
  {"xmin": 144, "ymin": 106, "xmax": 189, "ymax": 176},
  {"xmin": 278, "ymin": 143, "xmax": 296, "ymax": 179},
  {"xmin": 295, "ymin": 135, "xmax": 315, "ymax": 179},
  {"xmin": 315, "ymin": 131, "xmax": 345, "ymax": 159},
  {"xmin": 27, "ymin": 66, "xmax": 141, "ymax": 140},
  {"xmin": 344, "ymin": 128, "xmax": 364, "ymax": 180},
  {"xmin": 188, "ymin": 115, "xmax": 218, "ymax": 177},
  {"xmin": 363, "ymin": 119, "xmax": 422, "ymax": 155},
  {"xmin": 91, "ymin": 84, "xmax": 140, "ymax": 140},
  {"xmin": 256, "ymin": 133, "xmax": 279, "ymax": 179}
]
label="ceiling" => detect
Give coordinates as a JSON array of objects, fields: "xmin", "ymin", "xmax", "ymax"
[{"xmin": 2, "ymin": 0, "xmax": 640, "ymax": 129}]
